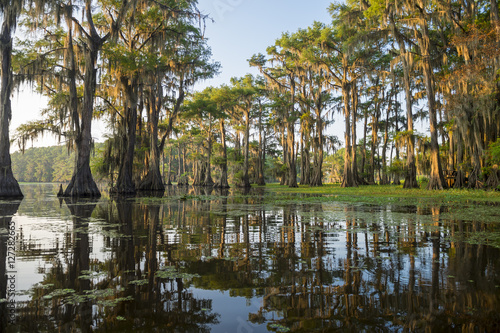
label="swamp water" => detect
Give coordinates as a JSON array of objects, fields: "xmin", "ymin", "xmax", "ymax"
[{"xmin": 1, "ymin": 183, "xmax": 500, "ymax": 332}]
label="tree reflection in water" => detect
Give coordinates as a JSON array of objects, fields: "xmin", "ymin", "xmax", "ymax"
[
  {"xmin": 0, "ymin": 200, "xmax": 21, "ymax": 333},
  {"xmin": 3, "ymin": 185, "xmax": 500, "ymax": 332}
]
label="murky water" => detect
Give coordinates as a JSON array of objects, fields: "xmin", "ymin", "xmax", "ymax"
[{"xmin": 1, "ymin": 184, "xmax": 500, "ymax": 332}]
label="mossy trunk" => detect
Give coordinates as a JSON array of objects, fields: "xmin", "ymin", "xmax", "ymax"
[
  {"xmin": 394, "ymin": 19, "xmax": 419, "ymax": 189},
  {"xmin": 286, "ymin": 83, "xmax": 298, "ymax": 188},
  {"xmin": 310, "ymin": 107, "xmax": 324, "ymax": 186},
  {"xmin": 63, "ymin": 38, "xmax": 100, "ymax": 198},
  {"xmin": 114, "ymin": 76, "xmax": 138, "ymax": 195},
  {"xmin": 138, "ymin": 88, "xmax": 164, "ymax": 193},
  {"xmin": 380, "ymin": 105, "xmax": 391, "ymax": 185},
  {"xmin": 0, "ymin": 16, "xmax": 22, "ymax": 199},
  {"xmin": 341, "ymin": 82, "xmax": 357, "ymax": 188},
  {"xmin": 420, "ymin": 20, "xmax": 447, "ymax": 190}
]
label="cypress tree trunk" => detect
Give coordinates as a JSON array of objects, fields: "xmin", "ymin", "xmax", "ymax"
[
  {"xmin": 166, "ymin": 148, "xmax": 172, "ymax": 186},
  {"xmin": 341, "ymin": 82, "xmax": 356, "ymax": 188},
  {"xmin": 392, "ymin": 20, "xmax": 419, "ymax": 189},
  {"xmin": 381, "ymin": 103, "xmax": 391, "ymax": 185},
  {"xmin": 310, "ymin": 109, "xmax": 324, "ymax": 186},
  {"xmin": 351, "ymin": 83, "xmax": 362, "ymax": 185},
  {"xmin": 286, "ymin": 83, "xmax": 298, "ymax": 188},
  {"xmin": 177, "ymin": 144, "xmax": 189, "ymax": 186},
  {"xmin": 0, "ymin": 13, "xmax": 22, "ymax": 198},
  {"xmin": 454, "ymin": 136, "xmax": 466, "ymax": 188},
  {"xmin": 419, "ymin": 19, "xmax": 446, "ymax": 190},
  {"xmin": 393, "ymin": 100, "xmax": 401, "ymax": 185},
  {"xmin": 193, "ymin": 161, "xmax": 205, "ymax": 186},
  {"xmin": 361, "ymin": 112, "xmax": 368, "ymax": 181},
  {"xmin": 280, "ymin": 126, "xmax": 287, "ymax": 186},
  {"xmin": 138, "ymin": 88, "xmax": 164, "ymax": 192},
  {"xmin": 241, "ymin": 109, "xmax": 251, "ymax": 188},
  {"xmin": 114, "ymin": 75, "xmax": 138, "ymax": 195},
  {"xmin": 369, "ymin": 104, "xmax": 379, "ymax": 185},
  {"xmin": 215, "ymin": 119, "xmax": 230, "ymax": 188},
  {"xmin": 255, "ymin": 110, "xmax": 265, "ymax": 186},
  {"xmin": 204, "ymin": 127, "xmax": 214, "ymax": 187},
  {"xmin": 286, "ymin": 119, "xmax": 298, "ymax": 187},
  {"xmin": 63, "ymin": 31, "xmax": 101, "ymax": 198},
  {"xmin": 301, "ymin": 133, "xmax": 311, "ymax": 185}
]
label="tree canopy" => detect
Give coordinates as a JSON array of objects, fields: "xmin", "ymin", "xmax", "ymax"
[{"xmin": 3, "ymin": 0, "xmax": 500, "ymax": 195}]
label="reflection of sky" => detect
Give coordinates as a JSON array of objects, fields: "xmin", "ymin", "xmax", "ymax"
[
  {"xmin": 13, "ymin": 214, "xmax": 111, "ymax": 302},
  {"xmin": 196, "ymin": 289, "xmax": 270, "ymax": 333}
]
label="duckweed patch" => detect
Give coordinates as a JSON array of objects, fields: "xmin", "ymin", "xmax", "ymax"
[
  {"xmin": 155, "ymin": 266, "xmax": 201, "ymax": 280},
  {"xmin": 128, "ymin": 279, "xmax": 149, "ymax": 286},
  {"xmin": 448, "ymin": 230, "xmax": 500, "ymax": 248},
  {"xmin": 42, "ymin": 288, "xmax": 76, "ymax": 300},
  {"xmin": 78, "ymin": 270, "xmax": 108, "ymax": 280},
  {"xmin": 269, "ymin": 322, "xmax": 291, "ymax": 332}
]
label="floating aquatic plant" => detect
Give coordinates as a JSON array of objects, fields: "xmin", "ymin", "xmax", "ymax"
[
  {"xmin": 269, "ymin": 322, "xmax": 291, "ymax": 332},
  {"xmin": 155, "ymin": 266, "xmax": 200, "ymax": 280},
  {"xmin": 128, "ymin": 279, "xmax": 149, "ymax": 286},
  {"xmin": 42, "ymin": 288, "xmax": 76, "ymax": 300}
]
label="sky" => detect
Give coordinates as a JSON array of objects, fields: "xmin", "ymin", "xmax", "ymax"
[{"xmin": 10, "ymin": 0, "xmax": 334, "ymax": 150}]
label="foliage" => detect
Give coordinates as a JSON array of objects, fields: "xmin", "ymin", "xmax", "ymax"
[
  {"xmin": 11, "ymin": 144, "xmax": 104, "ymax": 183},
  {"xmin": 487, "ymin": 138, "xmax": 500, "ymax": 166}
]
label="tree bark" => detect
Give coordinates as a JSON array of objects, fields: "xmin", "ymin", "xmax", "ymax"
[
  {"xmin": 241, "ymin": 108, "xmax": 251, "ymax": 188},
  {"xmin": 166, "ymin": 147, "xmax": 172, "ymax": 185},
  {"xmin": 137, "ymin": 86, "xmax": 165, "ymax": 192},
  {"xmin": 341, "ymin": 82, "xmax": 357, "ymax": 187},
  {"xmin": 361, "ymin": 111, "xmax": 368, "ymax": 181},
  {"xmin": 301, "ymin": 130, "xmax": 311, "ymax": 185},
  {"xmin": 114, "ymin": 75, "xmax": 138, "ymax": 195},
  {"xmin": 351, "ymin": 82, "xmax": 362, "ymax": 185},
  {"xmin": 177, "ymin": 143, "xmax": 189, "ymax": 186},
  {"xmin": 63, "ymin": 24, "xmax": 101, "ymax": 198},
  {"xmin": 310, "ymin": 107, "xmax": 324, "ymax": 186},
  {"xmin": 392, "ymin": 18, "xmax": 419, "ymax": 188},
  {"xmin": 255, "ymin": 105, "xmax": 265, "ymax": 186},
  {"xmin": 418, "ymin": 15, "xmax": 447, "ymax": 190},
  {"xmin": 204, "ymin": 120, "xmax": 214, "ymax": 187},
  {"xmin": 286, "ymin": 118, "xmax": 298, "ymax": 187},
  {"xmin": 381, "ymin": 93, "xmax": 392, "ymax": 185},
  {"xmin": 0, "ymin": 11, "xmax": 22, "ymax": 198},
  {"xmin": 369, "ymin": 102, "xmax": 379, "ymax": 185},
  {"xmin": 215, "ymin": 119, "xmax": 230, "ymax": 188}
]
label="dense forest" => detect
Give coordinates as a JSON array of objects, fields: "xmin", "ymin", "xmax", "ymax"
[{"xmin": 1, "ymin": 0, "xmax": 500, "ymax": 198}]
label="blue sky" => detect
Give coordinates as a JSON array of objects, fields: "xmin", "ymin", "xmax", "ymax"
[
  {"xmin": 10, "ymin": 0, "xmax": 334, "ymax": 149},
  {"xmin": 195, "ymin": 0, "xmax": 333, "ymax": 88}
]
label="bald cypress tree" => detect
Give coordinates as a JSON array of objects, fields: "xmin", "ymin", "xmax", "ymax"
[{"xmin": 0, "ymin": 0, "xmax": 23, "ymax": 198}]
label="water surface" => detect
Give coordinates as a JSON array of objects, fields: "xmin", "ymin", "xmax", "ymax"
[{"xmin": 1, "ymin": 184, "xmax": 500, "ymax": 332}]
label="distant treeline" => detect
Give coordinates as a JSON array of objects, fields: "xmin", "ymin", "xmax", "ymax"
[{"xmin": 11, "ymin": 144, "xmax": 103, "ymax": 183}]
